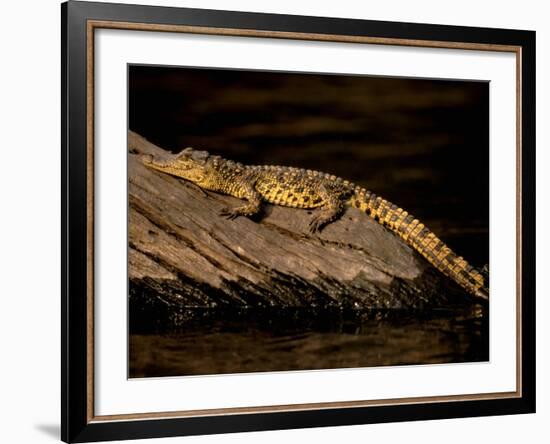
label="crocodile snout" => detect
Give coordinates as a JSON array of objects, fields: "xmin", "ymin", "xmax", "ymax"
[{"xmin": 141, "ymin": 154, "xmax": 154, "ymax": 165}]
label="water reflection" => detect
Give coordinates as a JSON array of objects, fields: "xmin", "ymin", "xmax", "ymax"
[{"xmin": 129, "ymin": 306, "xmax": 488, "ymax": 378}]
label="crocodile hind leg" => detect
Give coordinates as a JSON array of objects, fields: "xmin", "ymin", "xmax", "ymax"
[{"xmin": 308, "ymin": 186, "xmax": 346, "ymax": 233}]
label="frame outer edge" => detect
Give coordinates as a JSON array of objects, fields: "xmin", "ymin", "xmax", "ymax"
[
  {"xmin": 520, "ymin": 30, "xmax": 536, "ymax": 413},
  {"xmin": 65, "ymin": 1, "xmax": 91, "ymax": 442},
  {"xmin": 62, "ymin": 1, "xmax": 536, "ymax": 441},
  {"xmin": 61, "ymin": 2, "xmax": 68, "ymax": 442}
]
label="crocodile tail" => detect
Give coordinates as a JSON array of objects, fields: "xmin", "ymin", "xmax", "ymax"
[{"xmin": 349, "ymin": 189, "xmax": 489, "ymax": 300}]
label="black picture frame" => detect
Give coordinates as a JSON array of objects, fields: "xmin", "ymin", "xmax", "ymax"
[{"xmin": 61, "ymin": 1, "xmax": 536, "ymax": 442}]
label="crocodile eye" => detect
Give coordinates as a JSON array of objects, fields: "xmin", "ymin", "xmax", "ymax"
[
  {"xmin": 176, "ymin": 147, "xmax": 194, "ymax": 159},
  {"xmin": 191, "ymin": 150, "xmax": 209, "ymax": 163}
]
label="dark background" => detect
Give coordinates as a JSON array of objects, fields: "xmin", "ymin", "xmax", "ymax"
[{"xmin": 129, "ymin": 64, "xmax": 489, "ymax": 267}]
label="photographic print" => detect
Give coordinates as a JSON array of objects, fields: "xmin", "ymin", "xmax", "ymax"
[{"xmin": 127, "ymin": 65, "xmax": 489, "ymax": 378}]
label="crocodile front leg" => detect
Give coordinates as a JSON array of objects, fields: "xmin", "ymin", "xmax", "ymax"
[{"xmin": 219, "ymin": 178, "xmax": 262, "ymax": 220}]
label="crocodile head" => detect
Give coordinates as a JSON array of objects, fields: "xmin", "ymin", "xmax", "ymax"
[{"xmin": 142, "ymin": 147, "xmax": 209, "ymax": 183}]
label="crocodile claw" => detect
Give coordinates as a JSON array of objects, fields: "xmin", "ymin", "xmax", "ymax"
[
  {"xmin": 308, "ymin": 218, "xmax": 324, "ymax": 233},
  {"xmin": 219, "ymin": 208, "xmax": 240, "ymax": 220}
]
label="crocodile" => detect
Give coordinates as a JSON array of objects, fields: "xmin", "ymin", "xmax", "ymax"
[{"xmin": 142, "ymin": 148, "xmax": 489, "ymax": 301}]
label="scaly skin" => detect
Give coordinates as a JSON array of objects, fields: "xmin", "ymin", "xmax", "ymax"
[{"xmin": 142, "ymin": 147, "xmax": 489, "ymax": 301}]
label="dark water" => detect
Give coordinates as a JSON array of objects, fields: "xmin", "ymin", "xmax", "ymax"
[
  {"xmin": 128, "ymin": 66, "xmax": 489, "ymax": 378},
  {"xmin": 129, "ymin": 306, "xmax": 488, "ymax": 378}
]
